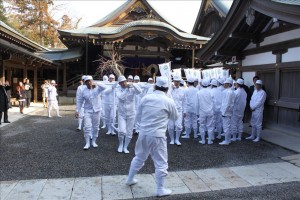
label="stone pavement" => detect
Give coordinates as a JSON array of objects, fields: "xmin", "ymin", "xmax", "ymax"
[{"xmin": 1, "ymin": 160, "xmax": 300, "ymax": 200}]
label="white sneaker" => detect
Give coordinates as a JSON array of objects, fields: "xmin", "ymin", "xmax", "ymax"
[
  {"xmin": 156, "ymin": 188, "xmax": 172, "ymax": 197},
  {"xmin": 231, "ymin": 138, "xmax": 236, "ymax": 142},
  {"xmin": 246, "ymin": 136, "xmax": 254, "ymax": 140},
  {"xmin": 125, "ymin": 179, "xmax": 138, "ymax": 186},
  {"xmin": 236, "ymin": 138, "xmax": 242, "ymax": 141},
  {"xmin": 199, "ymin": 140, "xmax": 205, "ymax": 145},
  {"xmin": 123, "ymin": 149, "xmax": 130, "ymax": 154},
  {"xmin": 48, "ymin": 115, "xmax": 52, "ymax": 118},
  {"xmin": 181, "ymin": 135, "xmax": 190, "ymax": 139},
  {"xmin": 83, "ymin": 143, "xmax": 90, "ymax": 150},
  {"xmin": 117, "ymin": 146, "xmax": 123, "ymax": 153},
  {"xmin": 221, "ymin": 133, "xmax": 225, "ymax": 136},
  {"xmin": 106, "ymin": 131, "xmax": 111, "ymax": 135},
  {"xmin": 57, "ymin": 115, "xmax": 62, "ymax": 117},
  {"xmin": 219, "ymin": 141, "xmax": 230, "ymax": 145},
  {"xmin": 194, "ymin": 135, "xmax": 198, "ymax": 139},
  {"xmin": 217, "ymin": 135, "xmax": 221, "ymax": 139},
  {"xmin": 207, "ymin": 141, "xmax": 213, "ymax": 145},
  {"xmin": 111, "ymin": 132, "xmax": 116, "ymax": 136},
  {"xmin": 92, "ymin": 142, "xmax": 98, "ymax": 148},
  {"xmin": 175, "ymin": 141, "xmax": 181, "ymax": 146},
  {"xmin": 101, "ymin": 124, "xmax": 106, "ymax": 129},
  {"xmin": 253, "ymin": 137, "xmax": 260, "ymax": 142},
  {"xmin": 169, "ymin": 141, "xmax": 175, "ymax": 145}
]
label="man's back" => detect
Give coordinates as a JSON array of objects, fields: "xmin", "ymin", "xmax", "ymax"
[{"xmin": 137, "ymin": 90, "xmax": 178, "ymax": 137}]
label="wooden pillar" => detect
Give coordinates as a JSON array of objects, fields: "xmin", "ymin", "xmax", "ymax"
[
  {"xmin": 63, "ymin": 62, "xmax": 67, "ymax": 94},
  {"xmin": 23, "ymin": 65, "xmax": 28, "ymax": 80},
  {"xmin": 0, "ymin": 60, "xmax": 4, "ymax": 83},
  {"xmin": 192, "ymin": 49, "xmax": 195, "ymax": 68},
  {"xmin": 56, "ymin": 66, "xmax": 59, "ymax": 83},
  {"xmin": 34, "ymin": 66, "xmax": 38, "ymax": 102}
]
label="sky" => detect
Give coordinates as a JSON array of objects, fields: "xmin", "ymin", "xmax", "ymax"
[{"xmin": 52, "ymin": 0, "xmax": 204, "ymax": 33}]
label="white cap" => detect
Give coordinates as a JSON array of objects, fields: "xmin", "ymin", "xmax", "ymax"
[
  {"xmin": 224, "ymin": 78, "xmax": 233, "ymax": 85},
  {"xmin": 187, "ymin": 77, "xmax": 194, "ymax": 83},
  {"xmin": 180, "ymin": 79, "xmax": 185, "ymax": 85},
  {"xmin": 118, "ymin": 75, "xmax": 126, "ymax": 82},
  {"xmin": 81, "ymin": 75, "xmax": 87, "ymax": 80},
  {"xmin": 156, "ymin": 76, "xmax": 168, "ymax": 88},
  {"xmin": 51, "ymin": 80, "xmax": 56, "ymax": 84},
  {"xmin": 173, "ymin": 75, "xmax": 181, "ymax": 81},
  {"xmin": 103, "ymin": 75, "xmax": 108, "ymax": 81},
  {"xmin": 194, "ymin": 78, "xmax": 199, "ymax": 82},
  {"xmin": 211, "ymin": 79, "xmax": 218, "ymax": 86},
  {"xmin": 237, "ymin": 78, "xmax": 244, "ymax": 85},
  {"xmin": 134, "ymin": 75, "xmax": 140, "ymax": 80},
  {"xmin": 256, "ymin": 80, "xmax": 263, "ymax": 85},
  {"xmin": 218, "ymin": 77, "xmax": 225, "ymax": 85},
  {"xmin": 148, "ymin": 78, "xmax": 153, "ymax": 82},
  {"xmin": 201, "ymin": 79, "xmax": 210, "ymax": 87},
  {"xmin": 85, "ymin": 75, "xmax": 93, "ymax": 82},
  {"xmin": 109, "ymin": 74, "xmax": 115, "ymax": 79},
  {"xmin": 128, "ymin": 75, "xmax": 133, "ymax": 80}
]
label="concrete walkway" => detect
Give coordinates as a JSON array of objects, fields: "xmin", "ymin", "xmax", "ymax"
[{"xmin": 1, "ymin": 159, "xmax": 300, "ymax": 200}]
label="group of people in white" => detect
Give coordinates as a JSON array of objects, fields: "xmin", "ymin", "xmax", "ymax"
[{"xmin": 74, "ymin": 73, "xmax": 266, "ymax": 197}]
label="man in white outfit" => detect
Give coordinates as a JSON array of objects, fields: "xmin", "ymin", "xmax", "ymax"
[
  {"xmin": 182, "ymin": 77, "xmax": 198, "ymax": 139},
  {"xmin": 231, "ymin": 78, "xmax": 247, "ymax": 141},
  {"xmin": 210, "ymin": 79, "xmax": 223, "ymax": 139},
  {"xmin": 47, "ymin": 80, "xmax": 62, "ymax": 118},
  {"xmin": 116, "ymin": 75, "xmax": 142, "ymax": 153},
  {"xmin": 197, "ymin": 79, "xmax": 215, "ymax": 144},
  {"xmin": 75, "ymin": 76, "xmax": 107, "ymax": 150},
  {"xmin": 76, "ymin": 75, "xmax": 87, "ymax": 131},
  {"xmin": 102, "ymin": 74, "xmax": 117, "ymax": 135},
  {"xmin": 167, "ymin": 75, "xmax": 184, "ymax": 145},
  {"xmin": 133, "ymin": 75, "xmax": 142, "ymax": 134},
  {"xmin": 125, "ymin": 76, "xmax": 178, "ymax": 197},
  {"xmin": 247, "ymin": 80, "xmax": 266, "ymax": 142},
  {"xmin": 101, "ymin": 75, "xmax": 109, "ymax": 129},
  {"xmin": 219, "ymin": 78, "xmax": 235, "ymax": 145}
]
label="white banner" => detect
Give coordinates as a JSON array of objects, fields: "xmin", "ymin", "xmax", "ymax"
[
  {"xmin": 201, "ymin": 67, "xmax": 229, "ymax": 80},
  {"xmin": 172, "ymin": 68, "xmax": 182, "ymax": 79},
  {"xmin": 158, "ymin": 62, "xmax": 172, "ymax": 85},
  {"xmin": 183, "ymin": 68, "xmax": 194, "ymax": 80},
  {"xmin": 193, "ymin": 69, "xmax": 201, "ymax": 81}
]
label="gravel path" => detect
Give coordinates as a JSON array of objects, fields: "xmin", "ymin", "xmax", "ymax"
[{"xmin": 0, "ymin": 105, "xmax": 295, "ymax": 181}]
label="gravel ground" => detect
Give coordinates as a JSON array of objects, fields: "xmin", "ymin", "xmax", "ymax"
[
  {"xmin": 134, "ymin": 182, "xmax": 300, "ymax": 200},
  {"xmin": 0, "ymin": 105, "xmax": 296, "ymax": 181}
]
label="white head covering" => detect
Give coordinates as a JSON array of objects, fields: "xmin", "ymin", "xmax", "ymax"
[
  {"xmin": 224, "ymin": 78, "xmax": 233, "ymax": 85},
  {"xmin": 81, "ymin": 75, "xmax": 87, "ymax": 81},
  {"xmin": 256, "ymin": 80, "xmax": 263, "ymax": 85},
  {"xmin": 180, "ymin": 79, "xmax": 185, "ymax": 85},
  {"xmin": 237, "ymin": 78, "xmax": 244, "ymax": 85},
  {"xmin": 51, "ymin": 80, "xmax": 56, "ymax": 84},
  {"xmin": 128, "ymin": 75, "xmax": 133, "ymax": 80},
  {"xmin": 156, "ymin": 76, "xmax": 168, "ymax": 88},
  {"xmin": 211, "ymin": 79, "xmax": 218, "ymax": 86},
  {"xmin": 85, "ymin": 75, "xmax": 93, "ymax": 82},
  {"xmin": 148, "ymin": 78, "xmax": 153, "ymax": 82},
  {"xmin": 194, "ymin": 78, "xmax": 199, "ymax": 82},
  {"xmin": 173, "ymin": 75, "xmax": 181, "ymax": 81},
  {"xmin": 109, "ymin": 74, "xmax": 115, "ymax": 79},
  {"xmin": 187, "ymin": 77, "xmax": 194, "ymax": 83},
  {"xmin": 134, "ymin": 75, "xmax": 140, "ymax": 80},
  {"xmin": 103, "ymin": 75, "xmax": 108, "ymax": 81},
  {"xmin": 118, "ymin": 75, "xmax": 126, "ymax": 83},
  {"xmin": 201, "ymin": 79, "xmax": 210, "ymax": 87},
  {"xmin": 218, "ymin": 77, "xmax": 225, "ymax": 85}
]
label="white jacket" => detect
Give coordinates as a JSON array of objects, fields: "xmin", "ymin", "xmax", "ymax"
[
  {"xmin": 116, "ymin": 83, "xmax": 142, "ymax": 117},
  {"xmin": 210, "ymin": 87, "xmax": 222, "ymax": 113},
  {"xmin": 250, "ymin": 89, "xmax": 266, "ymax": 113},
  {"xmin": 233, "ymin": 87, "xmax": 247, "ymax": 117},
  {"xmin": 169, "ymin": 86, "xmax": 185, "ymax": 113},
  {"xmin": 136, "ymin": 90, "xmax": 178, "ymax": 137},
  {"xmin": 48, "ymin": 86, "xmax": 58, "ymax": 101},
  {"xmin": 183, "ymin": 86, "xmax": 198, "ymax": 114},
  {"xmin": 220, "ymin": 88, "xmax": 235, "ymax": 117},
  {"xmin": 76, "ymin": 83, "xmax": 106, "ymax": 113},
  {"xmin": 197, "ymin": 87, "xmax": 214, "ymax": 116},
  {"xmin": 102, "ymin": 83, "xmax": 117, "ymax": 105}
]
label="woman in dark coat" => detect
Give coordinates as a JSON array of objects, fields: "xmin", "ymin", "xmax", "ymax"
[{"xmin": 0, "ymin": 81, "xmax": 10, "ymax": 124}]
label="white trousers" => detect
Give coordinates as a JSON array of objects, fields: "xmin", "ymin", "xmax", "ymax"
[
  {"xmin": 214, "ymin": 111, "xmax": 222, "ymax": 134},
  {"xmin": 231, "ymin": 114, "xmax": 243, "ymax": 135},
  {"xmin": 251, "ymin": 110, "xmax": 263, "ymax": 136},
  {"xmin": 48, "ymin": 100, "xmax": 59, "ymax": 111},
  {"xmin": 222, "ymin": 116, "xmax": 231, "ymax": 142},
  {"xmin": 83, "ymin": 111, "xmax": 101, "ymax": 139},
  {"xmin": 103, "ymin": 104, "xmax": 115, "ymax": 128},
  {"xmin": 185, "ymin": 112, "xmax": 198, "ymax": 129},
  {"xmin": 199, "ymin": 114, "xmax": 214, "ymax": 134},
  {"xmin": 118, "ymin": 115, "xmax": 135, "ymax": 138},
  {"xmin": 168, "ymin": 112, "xmax": 183, "ymax": 131},
  {"xmin": 129, "ymin": 135, "xmax": 168, "ymax": 178}
]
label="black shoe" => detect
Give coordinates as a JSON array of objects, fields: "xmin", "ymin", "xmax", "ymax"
[{"xmin": 4, "ymin": 121, "xmax": 10, "ymax": 123}]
